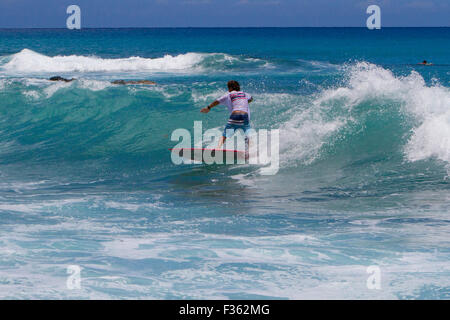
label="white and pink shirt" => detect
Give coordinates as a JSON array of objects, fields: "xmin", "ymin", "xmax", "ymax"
[{"xmin": 217, "ymin": 91, "xmax": 252, "ymax": 118}]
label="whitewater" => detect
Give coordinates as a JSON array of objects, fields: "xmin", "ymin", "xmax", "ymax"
[{"xmin": 0, "ymin": 28, "xmax": 449, "ymax": 299}]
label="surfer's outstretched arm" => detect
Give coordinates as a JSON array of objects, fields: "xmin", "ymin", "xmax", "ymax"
[{"xmin": 201, "ymin": 100, "xmax": 220, "ymax": 113}]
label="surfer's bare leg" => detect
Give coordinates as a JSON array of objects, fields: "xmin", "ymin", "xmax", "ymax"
[
  {"xmin": 245, "ymin": 137, "xmax": 251, "ymax": 161},
  {"xmin": 217, "ymin": 136, "xmax": 226, "ymax": 149}
]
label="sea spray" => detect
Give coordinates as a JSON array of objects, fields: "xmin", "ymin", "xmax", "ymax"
[{"xmin": 0, "ymin": 28, "xmax": 449, "ymax": 299}]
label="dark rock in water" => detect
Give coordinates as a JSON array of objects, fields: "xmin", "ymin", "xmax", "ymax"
[
  {"xmin": 112, "ymin": 80, "xmax": 156, "ymax": 85},
  {"xmin": 49, "ymin": 76, "xmax": 75, "ymax": 82}
]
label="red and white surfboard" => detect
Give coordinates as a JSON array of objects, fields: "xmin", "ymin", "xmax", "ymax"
[{"xmin": 170, "ymin": 148, "xmax": 247, "ymax": 164}]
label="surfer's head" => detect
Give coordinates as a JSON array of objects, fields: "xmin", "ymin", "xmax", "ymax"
[{"xmin": 227, "ymin": 80, "xmax": 240, "ymax": 92}]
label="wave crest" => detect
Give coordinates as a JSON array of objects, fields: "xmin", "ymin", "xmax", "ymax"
[
  {"xmin": 0, "ymin": 49, "xmax": 265, "ymax": 74},
  {"xmin": 279, "ymin": 62, "xmax": 450, "ymax": 167}
]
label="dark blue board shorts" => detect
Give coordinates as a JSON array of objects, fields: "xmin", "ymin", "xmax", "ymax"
[{"xmin": 223, "ymin": 113, "xmax": 252, "ymax": 138}]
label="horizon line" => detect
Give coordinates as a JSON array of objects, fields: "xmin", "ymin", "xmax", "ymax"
[{"xmin": 0, "ymin": 26, "xmax": 449, "ymax": 29}]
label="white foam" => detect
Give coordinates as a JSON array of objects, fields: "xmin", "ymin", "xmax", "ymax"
[
  {"xmin": 0, "ymin": 203, "xmax": 40, "ymax": 213},
  {"xmin": 280, "ymin": 109, "xmax": 345, "ymax": 165},
  {"xmin": 278, "ymin": 62, "xmax": 450, "ymax": 167},
  {"xmin": 191, "ymin": 88, "xmax": 224, "ymax": 103},
  {"xmin": 23, "ymin": 90, "xmax": 40, "ymax": 100},
  {"xmin": 403, "ymin": 84, "xmax": 450, "ymax": 165},
  {"xmin": 273, "ymin": 92, "xmax": 346, "ymax": 165},
  {"xmin": 43, "ymin": 81, "xmax": 72, "ymax": 97},
  {"xmin": 103, "ymin": 201, "xmax": 161, "ymax": 212},
  {"xmin": 141, "ymin": 83, "xmax": 185, "ymax": 99},
  {"xmin": 1, "ymin": 49, "xmax": 207, "ymax": 74},
  {"xmin": 341, "ymin": 62, "xmax": 450, "ymax": 166},
  {"xmin": 278, "ymin": 64, "xmax": 398, "ymax": 165},
  {"xmin": 77, "ymin": 79, "xmax": 112, "ymax": 91},
  {"xmin": 0, "ymin": 180, "xmax": 48, "ymax": 193}
]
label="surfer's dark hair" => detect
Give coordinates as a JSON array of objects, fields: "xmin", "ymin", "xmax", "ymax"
[{"xmin": 227, "ymin": 80, "xmax": 240, "ymax": 91}]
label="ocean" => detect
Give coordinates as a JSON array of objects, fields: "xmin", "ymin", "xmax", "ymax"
[{"xmin": 0, "ymin": 28, "xmax": 449, "ymax": 299}]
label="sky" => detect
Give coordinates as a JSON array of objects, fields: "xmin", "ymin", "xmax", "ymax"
[{"xmin": 0, "ymin": 0, "xmax": 448, "ymax": 28}]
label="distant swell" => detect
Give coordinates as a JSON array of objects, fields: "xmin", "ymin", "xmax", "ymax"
[
  {"xmin": 0, "ymin": 57, "xmax": 449, "ymax": 172},
  {"xmin": 0, "ymin": 49, "xmax": 265, "ymax": 74}
]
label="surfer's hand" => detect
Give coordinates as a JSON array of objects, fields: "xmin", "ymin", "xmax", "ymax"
[{"xmin": 201, "ymin": 107, "xmax": 210, "ymax": 113}]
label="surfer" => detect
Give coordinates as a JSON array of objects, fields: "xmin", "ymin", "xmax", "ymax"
[
  {"xmin": 48, "ymin": 77, "xmax": 156, "ymax": 85},
  {"xmin": 201, "ymin": 80, "xmax": 253, "ymax": 149},
  {"xmin": 418, "ymin": 60, "xmax": 433, "ymax": 66}
]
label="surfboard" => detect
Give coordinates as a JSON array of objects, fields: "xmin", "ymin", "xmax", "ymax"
[{"xmin": 170, "ymin": 148, "xmax": 247, "ymax": 164}]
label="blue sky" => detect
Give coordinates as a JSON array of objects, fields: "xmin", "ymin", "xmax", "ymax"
[{"xmin": 0, "ymin": 0, "xmax": 448, "ymax": 27}]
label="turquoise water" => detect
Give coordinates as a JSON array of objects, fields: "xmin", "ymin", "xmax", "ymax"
[{"xmin": 0, "ymin": 28, "xmax": 449, "ymax": 299}]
